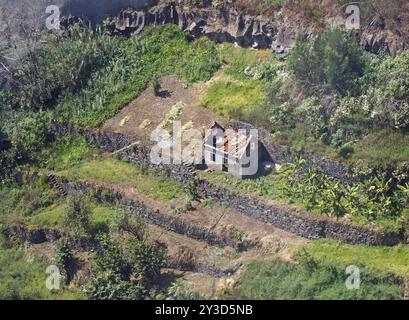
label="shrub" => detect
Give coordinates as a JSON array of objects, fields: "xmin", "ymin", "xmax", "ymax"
[
  {"xmin": 164, "ymin": 280, "xmax": 202, "ymax": 300},
  {"xmin": 125, "ymin": 238, "xmax": 167, "ymax": 283},
  {"xmin": 85, "ymin": 233, "xmax": 167, "ymax": 300},
  {"xmin": 63, "ymin": 193, "xmax": 92, "ymax": 237},
  {"xmin": 16, "ymin": 187, "xmax": 54, "ymax": 217},
  {"xmin": 288, "ymin": 27, "xmax": 365, "ymax": 95},
  {"xmin": 86, "ymin": 270, "xmax": 142, "ymax": 300},
  {"xmin": 5, "ymin": 111, "xmax": 51, "ymax": 162},
  {"xmin": 110, "ymin": 209, "xmax": 145, "ymax": 240},
  {"xmin": 338, "ymin": 145, "xmax": 355, "ymax": 159},
  {"xmin": 55, "ymin": 238, "xmax": 74, "ymax": 283},
  {"xmin": 46, "ymin": 136, "xmax": 95, "ymax": 171},
  {"xmin": 370, "ymin": 50, "xmax": 409, "ymax": 130},
  {"xmin": 152, "ymin": 76, "xmax": 161, "ymax": 96}
]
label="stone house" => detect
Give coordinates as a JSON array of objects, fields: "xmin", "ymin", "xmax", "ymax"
[{"xmin": 203, "ymin": 122, "xmax": 262, "ymax": 178}]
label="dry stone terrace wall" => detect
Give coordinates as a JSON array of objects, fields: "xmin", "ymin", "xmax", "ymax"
[
  {"xmin": 1, "ymin": 223, "xmax": 100, "ymax": 251},
  {"xmin": 59, "ymin": 180, "xmax": 249, "ymax": 250},
  {"xmin": 51, "ymin": 123, "xmax": 404, "ymax": 246},
  {"xmin": 196, "ymin": 179, "xmax": 403, "ymax": 246},
  {"xmin": 51, "ymin": 122, "xmax": 195, "ymax": 184}
]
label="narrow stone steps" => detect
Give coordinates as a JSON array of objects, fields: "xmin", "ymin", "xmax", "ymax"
[{"xmin": 47, "ymin": 173, "xmax": 68, "ymax": 197}]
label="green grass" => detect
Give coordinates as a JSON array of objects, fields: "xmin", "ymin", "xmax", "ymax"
[
  {"xmin": 58, "ymin": 157, "xmax": 188, "ymax": 201},
  {"xmin": 29, "ymin": 202, "xmax": 118, "ymax": 234},
  {"xmin": 228, "ymin": 258, "xmax": 404, "ymax": 300},
  {"xmin": 273, "ymin": 124, "xmax": 338, "ymax": 157},
  {"xmin": 0, "ymin": 245, "xmax": 84, "ymax": 300},
  {"xmin": 303, "ymin": 239, "xmax": 409, "ymax": 279},
  {"xmin": 350, "ymin": 130, "xmax": 409, "ymax": 166},
  {"xmin": 45, "ymin": 136, "xmax": 96, "ymax": 171},
  {"xmin": 218, "ymin": 43, "xmax": 271, "ymax": 79},
  {"xmin": 200, "ymin": 78, "xmax": 266, "ymax": 120},
  {"xmin": 29, "ymin": 203, "xmax": 66, "ymax": 228},
  {"xmin": 0, "ymin": 186, "xmax": 25, "ymax": 217},
  {"xmin": 198, "ymin": 170, "xmax": 286, "ymax": 203},
  {"xmin": 274, "ymin": 126, "xmax": 409, "ymax": 167},
  {"xmin": 199, "ymin": 43, "xmax": 275, "ymax": 125},
  {"xmin": 89, "ymin": 206, "xmax": 117, "ymax": 234}
]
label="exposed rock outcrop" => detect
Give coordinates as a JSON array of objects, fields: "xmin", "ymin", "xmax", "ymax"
[
  {"xmin": 105, "ymin": 2, "xmax": 297, "ymax": 53},
  {"xmin": 101, "ymin": 1, "xmax": 409, "ymax": 56}
]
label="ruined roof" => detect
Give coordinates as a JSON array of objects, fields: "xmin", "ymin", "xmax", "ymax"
[{"xmin": 205, "ymin": 123, "xmax": 255, "ymax": 159}]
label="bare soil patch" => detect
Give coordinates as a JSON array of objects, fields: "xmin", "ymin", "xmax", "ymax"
[{"xmin": 102, "ymin": 75, "xmax": 227, "ymax": 144}]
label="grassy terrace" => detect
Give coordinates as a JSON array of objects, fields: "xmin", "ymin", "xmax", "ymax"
[
  {"xmin": 200, "ymin": 43, "xmax": 276, "ymax": 128},
  {"xmin": 228, "ymin": 258, "xmax": 405, "ymax": 300},
  {"xmin": 27, "ymin": 202, "xmax": 117, "ymax": 234},
  {"xmin": 303, "ymin": 239, "xmax": 409, "ymax": 279},
  {"xmin": 226, "ymin": 237, "xmax": 409, "ymax": 300},
  {"xmin": 57, "ymin": 157, "xmax": 189, "ymax": 202},
  {"xmin": 198, "ymin": 170, "xmax": 287, "ymax": 204}
]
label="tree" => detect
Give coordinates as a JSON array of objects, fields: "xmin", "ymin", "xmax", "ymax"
[{"xmin": 288, "ymin": 27, "xmax": 365, "ymax": 95}]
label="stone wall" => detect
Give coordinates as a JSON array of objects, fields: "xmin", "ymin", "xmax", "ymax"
[
  {"xmin": 51, "ymin": 122, "xmax": 404, "ymax": 246},
  {"xmin": 196, "ymin": 179, "xmax": 403, "ymax": 246},
  {"xmin": 1, "ymin": 223, "xmax": 100, "ymax": 251},
  {"xmin": 60, "ymin": 175, "xmax": 403, "ymax": 247},
  {"xmin": 60, "ymin": 180, "xmax": 251, "ymax": 250},
  {"xmin": 51, "ymin": 121, "xmax": 195, "ymax": 184}
]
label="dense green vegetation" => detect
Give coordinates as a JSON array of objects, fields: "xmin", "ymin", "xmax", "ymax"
[
  {"xmin": 200, "ymin": 27, "xmax": 409, "ymax": 170},
  {"xmin": 0, "ymin": 174, "xmax": 169, "ymax": 300},
  {"xmin": 85, "ymin": 232, "xmax": 167, "ymax": 300},
  {"xmin": 200, "ymin": 161, "xmax": 409, "ymax": 232},
  {"xmin": 228, "ymin": 257, "xmax": 404, "ymax": 300},
  {"xmin": 276, "ymin": 27, "xmax": 409, "ymax": 165},
  {"xmin": 288, "ymin": 27, "xmax": 365, "ymax": 95},
  {"xmin": 0, "ymin": 245, "xmax": 84, "ymax": 300},
  {"xmin": 0, "ymin": 24, "xmax": 221, "ymax": 180},
  {"xmin": 46, "ymin": 136, "xmax": 97, "ymax": 171},
  {"xmin": 279, "ymin": 161, "xmax": 409, "ymax": 231}
]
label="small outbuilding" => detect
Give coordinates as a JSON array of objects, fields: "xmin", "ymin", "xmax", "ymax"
[{"xmin": 203, "ymin": 122, "xmax": 261, "ymax": 179}]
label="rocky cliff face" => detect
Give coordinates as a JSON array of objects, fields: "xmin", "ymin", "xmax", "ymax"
[
  {"xmin": 105, "ymin": 2, "xmax": 300, "ymax": 53},
  {"xmin": 104, "ymin": 1, "xmax": 409, "ymax": 56}
]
